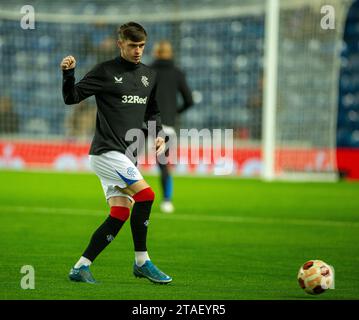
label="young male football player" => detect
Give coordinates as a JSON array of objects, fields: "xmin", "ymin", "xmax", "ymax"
[{"xmin": 61, "ymin": 22, "xmax": 172, "ymax": 284}]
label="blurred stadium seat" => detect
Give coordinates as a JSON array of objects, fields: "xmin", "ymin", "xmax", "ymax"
[
  {"xmin": 0, "ymin": 0, "xmax": 265, "ymax": 138},
  {"xmin": 338, "ymin": 0, "xmax": 359, "ymax": 147},
  {"xmin": 0, "ymin": 0, "xmax": 357, "ymax": 178}
]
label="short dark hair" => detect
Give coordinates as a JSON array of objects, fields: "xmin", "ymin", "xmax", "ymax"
[{"xmin": 118, "ymin": 22, "xmax": 147, "ymax": 42}]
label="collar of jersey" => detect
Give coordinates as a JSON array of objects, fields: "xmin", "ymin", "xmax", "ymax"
[{"xmin": 115, "ymin": 56, "xmax": 141, "ymax": 69}]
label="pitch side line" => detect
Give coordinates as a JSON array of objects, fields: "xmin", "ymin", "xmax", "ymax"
[{"xmin": 0, "ymin": 205, "xmax": 358, "ymax": 228}]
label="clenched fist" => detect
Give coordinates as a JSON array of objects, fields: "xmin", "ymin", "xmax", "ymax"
[
  {"xmin": 155, "ymin": 137, "xmax": 166, "ymax": 156},
  {"xmin": 60, "ymin": 55, "xmax": 76, "ymax": 70}
]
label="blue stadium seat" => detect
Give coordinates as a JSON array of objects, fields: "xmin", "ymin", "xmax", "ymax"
[{"xmin": 337, "ymin": 0, "xmax": 359, "ymax": 147}]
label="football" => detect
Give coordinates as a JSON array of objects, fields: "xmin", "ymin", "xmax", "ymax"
[{"xmin": 297, "ymin": 260, "xmax": 334, "ymax": 295}]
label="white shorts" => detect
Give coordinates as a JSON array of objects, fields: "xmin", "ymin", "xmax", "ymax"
[{"xmin": 89, "ymin": 151, "xmax": 143, "ymax": 201}]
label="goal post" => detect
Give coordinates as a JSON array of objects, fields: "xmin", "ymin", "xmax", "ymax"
[{"xmin": 262, "ymin": 0, "xmax": 280, "ymax": 181}]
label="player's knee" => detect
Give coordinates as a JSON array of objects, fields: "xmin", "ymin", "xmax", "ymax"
[
  {"xmin": 110, "ymin": 206, "xmax": 130, "ymax": 221},
  {"xmin": 132, "ymin": 187, "xmax": 155, "ymax": 203}
]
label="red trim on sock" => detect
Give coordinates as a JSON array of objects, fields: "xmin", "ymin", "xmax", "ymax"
[
  {"xmin": 110, "ymin": 206, "xmax": 130, "ymax": 221},
  {"xmin": 133, "ymin": 187, "xmax": 155, "ymax": 202}
]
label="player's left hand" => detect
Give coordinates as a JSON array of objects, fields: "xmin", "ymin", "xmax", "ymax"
[{"xmin": 155, "ymin": 137, "xmax": 165, "ymax": 155}]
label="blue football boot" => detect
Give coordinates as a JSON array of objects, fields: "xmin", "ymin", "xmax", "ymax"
[
  {"xmin": 133, "ymin": 260, "xmax": 172, "ymax": 284},
  {"xmin": 68, "ymin": 265, "xmax": 96, "ymax": 284}
]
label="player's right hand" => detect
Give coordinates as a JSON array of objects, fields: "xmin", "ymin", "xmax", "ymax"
[{"xmin": 60, "ymin": 55, "xmax": 76, "ymax": 70}]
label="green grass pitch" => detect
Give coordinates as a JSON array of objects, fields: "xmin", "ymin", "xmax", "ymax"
[{"xmin": 0, "ymin": 170, "xmax": 358, "ymax": 300}]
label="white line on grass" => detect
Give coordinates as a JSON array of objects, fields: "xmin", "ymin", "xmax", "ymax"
[{"xmin": 0, "ymin": 205, "xmax": 358, "ymax": 228}]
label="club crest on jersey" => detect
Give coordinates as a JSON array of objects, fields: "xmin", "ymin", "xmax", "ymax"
[
  {"xmin": 114, "ymin": 76, "xmax": 123, "ymax": 84},
  {"xmin": 106, "ymin": 234, "xmax": 115, "ymax": 242},
  {"xmin": 127, "ymin": 167, "xmax": 136, "ymax": 178},
  {"xmin": 141, "ymin": 76, "xmax": 149, "ymax": 87}
]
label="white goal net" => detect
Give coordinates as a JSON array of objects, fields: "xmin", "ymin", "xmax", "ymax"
[{"xmin": 263, "ymin": 0, "xmax": 352, "ymax": 181}]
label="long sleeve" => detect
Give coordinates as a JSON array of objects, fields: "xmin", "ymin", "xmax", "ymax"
[
  {"xmin": 177, "ymin": 70, "xmax": 194, "ymax": 114},
  {"xmin": 62, "ymin": 64, "xmax": 104, "ymax": 105},
  {"xmin": 144, "ymin": 83, "xmax": 163, "ymax": 136}
]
